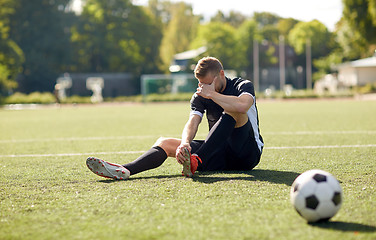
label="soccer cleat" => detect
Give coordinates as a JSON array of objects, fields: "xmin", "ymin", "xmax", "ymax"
[
  {"xmin": 86, "ymin": 157, "xmax": 130, "ymax": 180},
  {"xmin": 181, "ymin": 148, "xmax": 202, "ymax": 177}
]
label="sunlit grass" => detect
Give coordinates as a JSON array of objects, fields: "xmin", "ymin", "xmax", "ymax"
[{"xmin": 0, "ymin": 100, "xmax": 375, "ymax": 239}]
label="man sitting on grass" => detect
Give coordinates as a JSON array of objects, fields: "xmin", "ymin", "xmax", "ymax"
[{"xmin": 86, "ymin": 56, "xmax": 264, "ymax": 180}]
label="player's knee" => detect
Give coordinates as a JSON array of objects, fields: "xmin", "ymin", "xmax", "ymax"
[
  {"xmin": 224, "ymin": 112, "xmax": 248, "ymax": 128},
  {"xmin": 154, "ymin": 137, "xmax": 166, "ymax": 146},
  {"xmin": 154, "ymin": 137, "xmax": 180, "ymax": 157}
]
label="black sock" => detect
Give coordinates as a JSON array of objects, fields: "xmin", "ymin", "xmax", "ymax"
[
  {"xmin": 195, "ymin": 114, "xmax": 236, "ymax": 162},
  {"xmin": 123, "ymin": 146, "xmax": 168, "ymax": 175}
]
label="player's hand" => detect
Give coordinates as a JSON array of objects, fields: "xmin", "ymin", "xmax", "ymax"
[
  {"xmin": 196, "ymin": 76, "xmax": 217, "ymax": 99},
  {"xmin": 176, "ymin": 144, "xmax": 191, "ymax": 165}
]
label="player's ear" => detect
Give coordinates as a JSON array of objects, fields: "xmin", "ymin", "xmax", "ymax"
[{"xmin": 219, "ymin": 70, "xmax": 225, "ymax": 78}]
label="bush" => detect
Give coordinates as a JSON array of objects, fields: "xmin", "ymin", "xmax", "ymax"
[
  {"xmin": 61, "ymin": 95, "xmax": 92, "ymax": 104},
  {"xmin": 145, "ymin": 93, "xmax": 193, "ymax": 102},
  {"xmin": 356, "ymin": 83, "xmax": 376, "ymax": 94},
  {"xmin": 4, "ymin": 92, "xmax": 56, "ymax": 104},
  {"xmin": 107, "ymin": 95, "xmax": 143, "ymax": 103}
]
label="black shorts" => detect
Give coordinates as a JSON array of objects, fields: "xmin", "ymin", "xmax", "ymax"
[{"xmin": 190, "ymin": 120, "xmax": 261, "ymax": 172}]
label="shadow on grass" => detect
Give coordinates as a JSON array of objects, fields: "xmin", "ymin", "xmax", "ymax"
[
  {"xmin": 98, "ymin": 174, "xmax": 183, "ymax": 183},
  {"xmin": 193, "ymin": 169, "xmax": 300, "ymax": 185},
  {"xmin": 97, "ymin": 169, "xmax": 300, "ymax": 185},
  {"xmin": 309, "ymin": 221, "xmax": 376, "ymax": 233}
]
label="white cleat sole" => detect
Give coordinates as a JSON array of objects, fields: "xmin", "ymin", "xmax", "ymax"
[
  {"xmin": 181, "ymin": 148, "xmax": 192, "ymax": 177},
  {"xmin": 86, "ymin": 157, "xmax": 130, "ymax": 180}
]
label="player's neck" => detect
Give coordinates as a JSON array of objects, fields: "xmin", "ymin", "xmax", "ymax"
[{"xmin": 218, "ymin": 76, "xmax": 226, "ymax": 93}]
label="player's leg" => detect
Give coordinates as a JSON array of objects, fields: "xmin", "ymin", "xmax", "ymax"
[
  {"xmin": 225, "ymin": 120, "xmax": 262, "ymax": 171},
  {"xmin": 225, "ymin": 110, "xmax": 249, "ymax": 128},
  {"xmin": 86, "ymin": 137, "xmax": 181, "ymax": 180},
  {"xmin": 192, "ymin": 113, "xmax": 236, "ymax": 171},
  {"xmin": 191, "ymin": 111, "xmax": 250, "ymax": 172},
  {"xmin": 123, "ymin": 137, "xmax": 180, "ymax": 175}
]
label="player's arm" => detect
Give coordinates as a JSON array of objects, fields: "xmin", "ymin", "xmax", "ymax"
[
  {"xmin": 181, "ymin": 113, "xmax": 201, "ymax": 145},
  {"xmin": 209, "ymin": 92, "xmax": 253, "ymax": 114},
  {"xmin": 197, "ymin": 76, "xmax": 254, "ymax": 113},
  {"xmin": 176, "ymin": 114, "xmax": 201, "ymax": 164}
]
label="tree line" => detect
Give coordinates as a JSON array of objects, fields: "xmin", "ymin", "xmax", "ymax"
[{"xmin": 0, "ymin": 0, "xmax": 375, "ymax": 95}]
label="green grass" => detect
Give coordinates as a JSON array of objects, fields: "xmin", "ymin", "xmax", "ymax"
[{"xmin": 0, "ymin": 100, "xmax": 375, "ymax": 240}]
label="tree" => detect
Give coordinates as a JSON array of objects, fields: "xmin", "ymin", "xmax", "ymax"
[
  {"xmin": 211, "ymin": 10, "xmax": 247, "ymax": 28},
  {"xmin": 252, "ymin": 12, "xmax": 283, "ymax": 69},
  {"xmin": 71, "ymin": 0, "xmax": 162, "ymax": 74},
  {"xmin": 277, "ymin": 18, "xmax": 299, "ymax": 41},
  {"xmin": 159, "ymin": 2, "xmax": 200, "ymax": 71},
  {"xmin": 288, "ymin": 20, "xmax": 332, "ymax": 59},
  {"xmin": 9, "ymin": 0, "xmax": 74, "ymax": 93},
  {"xmin": 0, "ymin": 0, "xmax": 24, "ymax": 94},
  {"xmin": 236, "ymin": 20, "xmax": 258, "ymax": 74},
  {"xmin": 335, "ymin": 18, "xmax": 369, "ymax": 60},
  {"xmin": 190, "ymin": 22, "xmax": 240, "ymax": 70},
  {"xmin": 313, "ymin": 52, "xmax": 343, "ymax": 80},
  {"xmin": 289, "ymin": 20, "xmax": 340, "ymax": 81},
  {"xmin": 147, "ymin": 0, "xmax": 178, "ymax": 25},
  {"xmin": 343, "ymin": 0, "xmax": 376, "ymax": 44},
  {"xmin": 338, "ymin": 0, "xmax": 376, "ymax": 58},
  {"xmin": 253, "ymin": 12, "xmax": 281, "ymax": 28}
]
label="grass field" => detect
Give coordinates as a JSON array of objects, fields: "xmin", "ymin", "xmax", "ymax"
[{"xmin": 0, "ymin": 99, "xmax": 375, "ymax": 240}]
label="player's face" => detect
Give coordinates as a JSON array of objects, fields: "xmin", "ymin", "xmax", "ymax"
[
  {"xmin": 197, "ymin": 71, "xmax": 225, "ymax": 92},
  {"xmin": 197, "ymin": 72, "xmax": 217, "ymax": 85}
]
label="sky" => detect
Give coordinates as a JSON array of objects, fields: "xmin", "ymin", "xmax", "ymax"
[{"xmin": 133, "ymin": 0, "xmax": 343, "ymax": 31}]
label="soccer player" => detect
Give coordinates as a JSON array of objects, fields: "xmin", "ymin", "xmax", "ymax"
[{"xmin": 86, "ymin": 56, "xmax": 264, "ymax": 180}]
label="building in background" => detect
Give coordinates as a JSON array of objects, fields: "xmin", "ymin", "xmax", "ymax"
[{"xmin": 337, "ymin": 54, "xmax": 376, "ymax": 87}]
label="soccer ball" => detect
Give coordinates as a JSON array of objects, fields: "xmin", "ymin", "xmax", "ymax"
[{"xmin": 290, "ymin": 169, "xmax": 343, "ymax": 223}]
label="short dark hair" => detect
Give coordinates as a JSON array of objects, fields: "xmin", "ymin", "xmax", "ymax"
[{"xmin": 194, "ymin": 57, "xmax": 223, "ymax": 78}]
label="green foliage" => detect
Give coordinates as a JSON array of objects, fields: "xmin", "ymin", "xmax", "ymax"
[
  {"xmin": 253, "ymin": 12, "xmax": 281, "ymax": 27},
  {"xmin": 355, "ymin": 82, "xmax": 376, "ymax": 94},
  {"xmin": 8, "ymin": 0, "xmax": 74, "ymax": 93},
  {"xmin": 0, "ymin": 0, "xmax": 375, "ymax": 95},
  {"xmin": 191, "ymin": 22, "xmax": 240, "ymax": 70},
  {"xmin": 236, "ymin": 20, "xmax": 258, "ymax": 73},
  {"xmin": 71, "ymin": 0, "xmax": 162, "ymax": 74},
  {"xmin": 337, "ymin": 0, "xmax": 376, "ymax": 59},
  {"xmin": 145, "ymin": 92, "xmax": 193, "ymax": 102},
  {"xmin": 159, "ymin": 2, "xmax": 200, "ymax": 71},
  {"xmin": 288, "ymin": 20, "xmax": 332, "ymax": 58},
  {"xmin": 109, "ymin": 95, "xmax": 143, "ymax": 102},
  {"xmin": 61, "ymin": 95, "xmax": 92, "ymax": 104},
  {"xmin": 4, "ymin": 92, "xmax": 55, "ymax": 104},
  {"xmin": 313, "ymin": 52, "xmax": 343, "ymax": 81},
  {"xmin": 210, "ymin": 10, "xmax": 247, "ymax": 28},
  {"xmin": 0, "ymin": 0, "xmax": 24, "ymax": 94},
  {"xmin": 2, "ymin": 92, "xmax": 194, "ymax": 104},
  {"xmin": 277, "ymin": 18, "xmax": 299, "ymax": 41},
  {"xmin": 335, "ymin": 19, "xmax": 369, "ymax": 60},
  {"xmin": 342, "ymin": 0, "xmax": 376, "ymax": 44}
]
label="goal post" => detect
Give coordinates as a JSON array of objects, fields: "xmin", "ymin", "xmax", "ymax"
[{"xmin": 141, "ymin": 74, "xmax": 197, "ymax": 101}]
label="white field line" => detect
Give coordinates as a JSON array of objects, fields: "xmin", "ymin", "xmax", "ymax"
[
  {"xmin": 0, "ymin": 144, "xmax": 375, "ymax": 158},
  {"xmin": 0, "ymin": 135, "xmax": 160, "ymax": 143},
  {"xmin": 264, "ymin": 130, "xmax": 376, "ymax": 135},
  {"xmin": 265, "ymin": 144, "xmax": 376, "ymax": 150},
  {"xmin": 1, "ymin": 130, "xmax": 375, "ymax": 144},
  {"xmin": 0, "ymin": 151, "xmax": 146, "ymax": 158}
]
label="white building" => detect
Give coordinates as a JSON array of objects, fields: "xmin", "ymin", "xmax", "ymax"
[{"xmin": 337, "ymin": 55, "xmax": 376, "ymax": 87}]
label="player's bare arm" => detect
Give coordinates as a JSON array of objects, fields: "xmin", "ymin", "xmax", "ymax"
[
  {"xmin": 196, "ymin": 75, "xmax": 253, "ymax": 127},
  {"xmin": 176, "ymin": 114, "xmax": 201, "ymax": 164},
  {"xmin": 196, "ymin": 70, "xmax": 254, "ymax": 110},
  {"xmin": 202, "ymin": 87, "xmax": 253, "ymax": 114}
]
